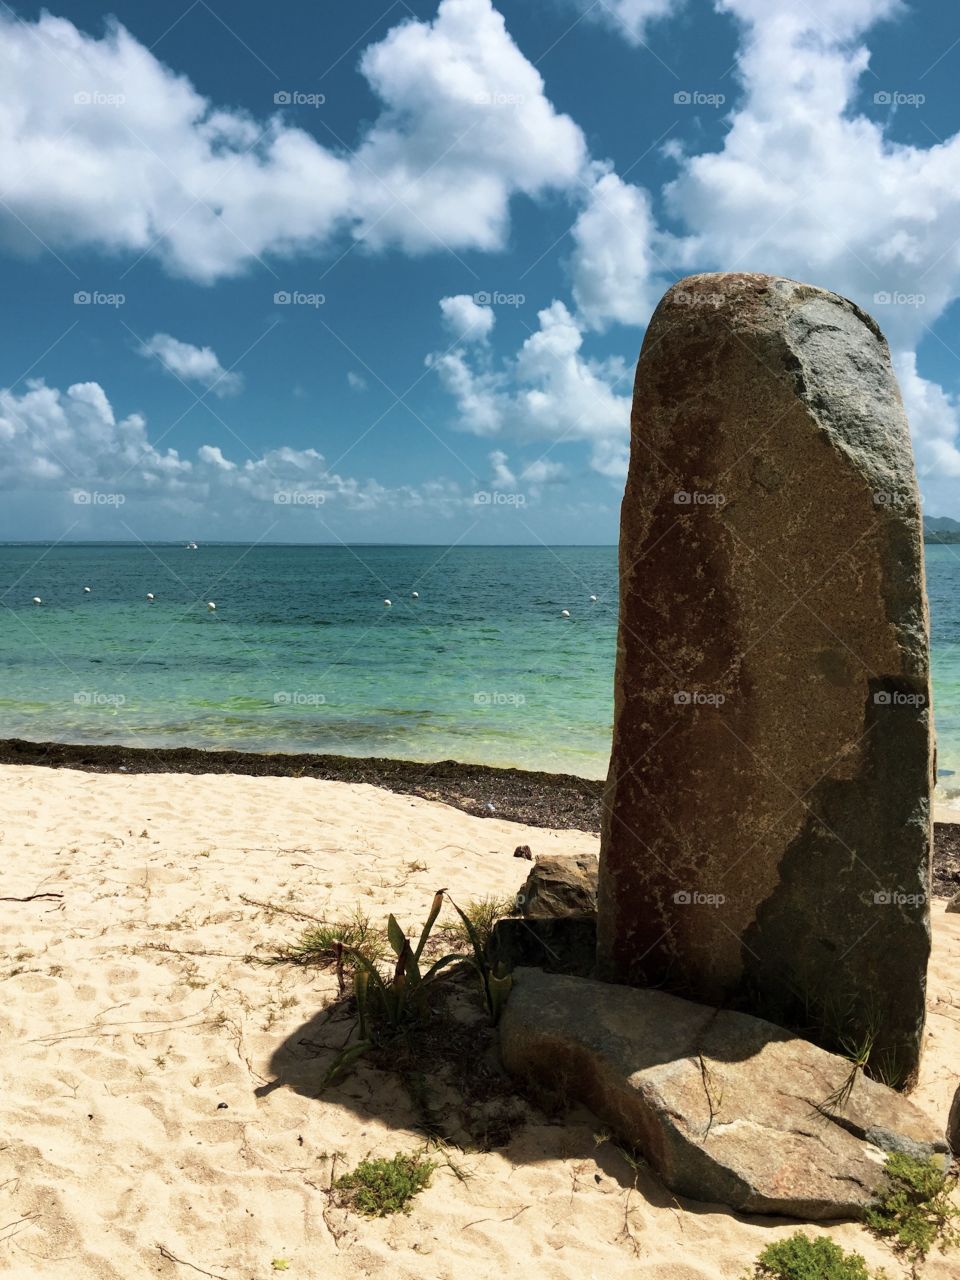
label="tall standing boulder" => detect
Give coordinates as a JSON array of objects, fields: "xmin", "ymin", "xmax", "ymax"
[{"xmin": 598, "ymin": 273, "xmax": 933, "ymax": 1084}]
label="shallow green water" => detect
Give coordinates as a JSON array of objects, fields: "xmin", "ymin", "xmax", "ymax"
[{"xmin": 2, "ymin": 542, "xmax": 960, "ymax": 795}]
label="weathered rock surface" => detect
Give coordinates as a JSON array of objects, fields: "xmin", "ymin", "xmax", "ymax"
[
  {"xmin": 599, "ymin": 272, "xmax": 933, "ymax": 1084},
  {"xmin": 520, "ymin": 854, "xmax": 598, "ymax": 918},
  {"xmin": 499, "ymin": 968, "xmax": 950, "ymax": 1219},
  {"xmin": 948, "ymin": 1084, "xmax": 960, "ymax": 1155},
  {"xmin": 947, "ymin": 891, "xmax": 960, "ymax": 914},
  {"xmin": 487, "ymin": 916, "xmax": 597, "ymax": 977}
]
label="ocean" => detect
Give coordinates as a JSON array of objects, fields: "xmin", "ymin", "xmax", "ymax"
[{"xmin": 2, "ymin": 541, "xmax": 960, "ymax": 800}]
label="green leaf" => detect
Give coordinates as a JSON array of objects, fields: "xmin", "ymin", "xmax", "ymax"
[
  {"xmin": 387, "ymin": 914, "xmax": 407, "ymax": 959},
  {"xmin": 413, "ymin": 889, "xmax": 445, "ymax": 963},
  {"xmin": 321, "ymin": 1039, "xmax": 372, "ymax": 1089}
]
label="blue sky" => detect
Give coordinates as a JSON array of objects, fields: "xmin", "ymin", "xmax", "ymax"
[{"xmin": 2, "ymin": 0, "xmax": 960, "ymax": 543}]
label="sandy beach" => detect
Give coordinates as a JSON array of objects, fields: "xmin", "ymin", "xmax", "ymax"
[{"xmin": 0, "ymin": 762, "xmax": 957, "ymax": 1280}]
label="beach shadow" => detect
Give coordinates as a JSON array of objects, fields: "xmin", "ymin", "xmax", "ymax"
[{"xmin": 252, "ymin": 970, "xmax": 829, "ymax": 1235}]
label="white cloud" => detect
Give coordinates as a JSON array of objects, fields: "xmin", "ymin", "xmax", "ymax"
[
  {"xmin": 893, "ymin": 351, "xmax": 960, "ymax": 512},
  {"xmin": 0, "ymin": 0, "xmax": 586, "ymax": 281},
  {"xmin": 440, "ymin": 294, "xmax": 496, "ymax": 343},
  {"xmin": 347, "ymin": 371, "xmax": 368, "ymax": 392},
  {"xmin": 665, "ymin": 0, "xmax": 960, "ymax": 349},
  {"xmin": 429, "ymin": 299, "xmax": 631, "ymax": 477},
  {"xmin": 565, "ymin": 0, "xmax": 687, "ymax": 44},
  {"xmin": 489, "ymin": 449, "xmax": 515, "ymax": 488},
  {"xmin": 139, "ymin": 334, "xmax": 242, "ymax": 396},
  {"xmin": 570, "ymin": 170, "xmax": 664, "ymax": 330},
  {"xmin": 0, "ymin": 378, "xmax": 476, "ymax": 530},
  {"xmin": 353, "ymin": 0, "xmax": 587, "ymax": 253}
]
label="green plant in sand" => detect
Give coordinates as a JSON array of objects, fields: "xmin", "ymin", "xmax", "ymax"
[
  {"xmin": 447, "ymin": 896, "xmax": 513, "ymax": 1024},
  {"xmin": 864, "ymin": 1152, "xmax": 960, "ymax": 1271},
  {"xmin": 742, "ymin": 1233, "xmax": 886, "ymax": 1280},
  {"xmin": 335, "ymin": 1151, "xmax": 436, "ymax": 1216},
  {"xmin": 321, "ymin": 889, "xmax": 513, "ymax": 1087},
  {"xmin": 269, "ymin": 907, "xmax": 386, "ymax": 968},
  {"xmin": 441, "ymin": 894, "xmax": 516, "ymax": 951}
]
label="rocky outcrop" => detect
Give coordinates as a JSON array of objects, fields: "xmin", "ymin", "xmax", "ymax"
[
  {"xmin": 519, "ymin": 854, "xmax": 598, "ymax": 918},
  {"xmin": 499, "ymin": 968, "xmax": 950, "ymax": 1219},
  {"xmin": 598, "ymin": 272, "xmax": 933, "ymax": 1084}
]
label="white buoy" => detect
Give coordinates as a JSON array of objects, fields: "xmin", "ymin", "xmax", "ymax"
[
  {"xmin": 589, "ymin": 595, "xmax": 597, "ymax": 602},
  {"xmin": 411, "ymin": 591, "xmax": 419, "ymax": 598},
  {"xmin": 146, "ymin": 593, "xmax": 155, "ymax": 601},
  {"xmin": 83, "ymin": 586, "xmax": 91, "ymax": 593},
  {"xmin": 561, "ymin": 609, "xmax": 570, "ymax": 617},
  {"xmin": 32, "ymin": 596, "xmax": 41, "ymax": 606},
  {"xmin": 207, "ymin": 601, "xmax": 216, "ymax": 611},
  {"xmin": 384, "ymin": 599, "xmax": 392, "ymax": 607}
]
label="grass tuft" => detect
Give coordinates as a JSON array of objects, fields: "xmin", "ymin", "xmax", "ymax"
[
  {"xmin": 438, "ymin": 894, "xmax": 516, "ymax": 951},
  {"xmin": 269, "ymin": 908, "xmax": 386, "ymax": 968}
]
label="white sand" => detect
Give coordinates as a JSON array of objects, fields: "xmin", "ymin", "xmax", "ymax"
[{"xmin": 0, "ymin": 763, "xmax": 957, "ymax": 1279}]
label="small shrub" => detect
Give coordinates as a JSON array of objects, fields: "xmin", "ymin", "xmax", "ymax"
[
  {"xmin": 335, "ymin": 1151, "xmax": 435, "ymax": 1216},
  {"xmin": 270, "ymin": 909, "xmax": 386, "ymax": 968},
  {"xmin": 440, "ymin": 895, "xmax": 516, "ymax": 951},
  {"xmin": 864, "ymin": 1152, "xmax": 960, "ymax": 1269},
  {"xmin": 743, "ymin": 1233, "xmax": 882, "ymax": 1280}
]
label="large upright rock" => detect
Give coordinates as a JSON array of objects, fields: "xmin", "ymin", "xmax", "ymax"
[{"xmin": 598, "ymin": 273, "xmax": 933, "ymax": 1084}]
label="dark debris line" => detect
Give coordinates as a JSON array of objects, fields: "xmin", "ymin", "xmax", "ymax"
[{"xmin": 1, "ymin": 734, "xmax": 957, "ymax": 890}]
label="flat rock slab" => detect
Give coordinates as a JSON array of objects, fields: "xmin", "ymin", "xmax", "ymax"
[{"xmin": 499, "ymin": 968, "xmax": 950, "ymax": 1220}]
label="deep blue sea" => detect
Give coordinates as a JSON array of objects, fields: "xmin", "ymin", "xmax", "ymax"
[{"xmin": 2, "ymin": 542, "xmax": 960, "ymax": 798}]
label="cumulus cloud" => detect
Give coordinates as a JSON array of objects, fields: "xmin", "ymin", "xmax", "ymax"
[
  {"xmin": 570, "ymin": 170, "xmax": 664, "ymax": 330},
  {"xmin": 139, "ymin": 334, "xmax": 243, "ymax": 396},
  {"xmin": 429, "ymin": 299, "xmax": 631, "ymax": 477},
  {"xmin": 665, "ymin": 0, "xmax": 957, "ymax": 349},
  {"xmin": 0, "ymin": 0, "xmax": 586, "ymax": 281},
  {"xmin": 429, "ymin": 0, "xmax": 960, "ymax": 505},
  {"xmin": 0, "ymin": 378, "xmax": 476, "ymax": 530},
  {"xmin": 439, "ymin": 294, "xmax": 496, "ymax": 343},
  {"xmin": 564, "ymin": 0, "xmax": 687, "ymax": 44}
]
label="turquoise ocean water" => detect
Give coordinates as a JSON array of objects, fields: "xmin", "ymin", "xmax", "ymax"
[{"xmin": 2, "ymin": 542, "xmax": 960, "ymax": 796}]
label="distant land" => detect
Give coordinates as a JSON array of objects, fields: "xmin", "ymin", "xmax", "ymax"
[{"xmin": 925, "ymin": 516, "xmax": 960, "ymax": 544}]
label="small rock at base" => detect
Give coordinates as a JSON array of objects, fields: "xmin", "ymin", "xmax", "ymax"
[
  {"xmin": 520, "ymin": 854, "xmax": 598, "ymax": 917},
  {"xmin": 513, "ymin": 844, "xmax": 533, "ymax": 859}
]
